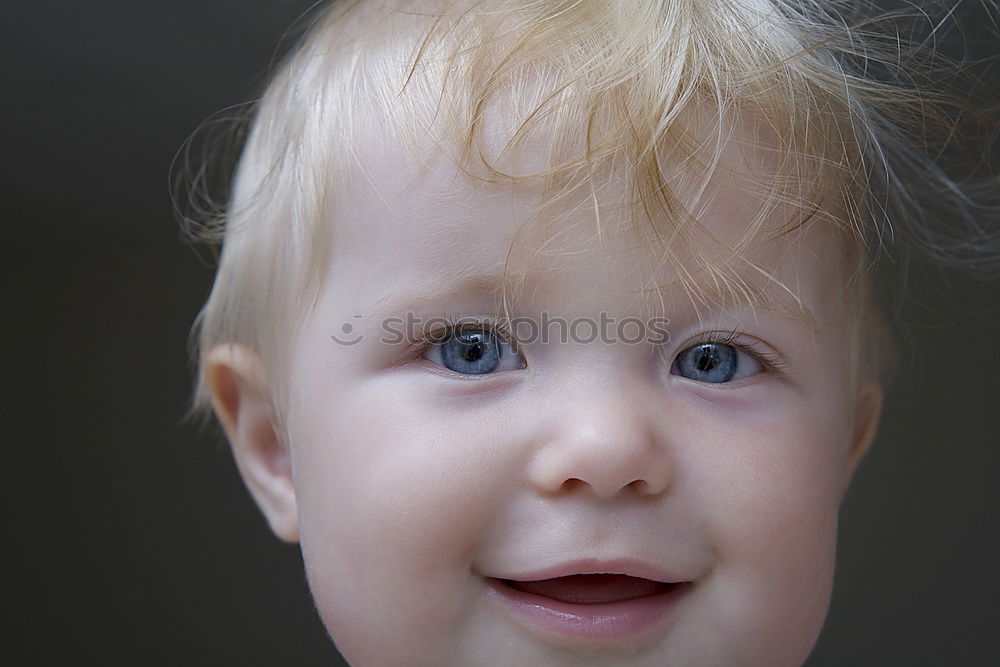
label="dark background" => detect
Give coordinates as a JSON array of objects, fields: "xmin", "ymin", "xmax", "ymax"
[{"xmin": 4, "ymin": 2, "xmax": 998, "ymax": 665}]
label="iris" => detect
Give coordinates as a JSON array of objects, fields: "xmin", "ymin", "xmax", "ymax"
[
  {"xmin": 439, "ymin": 329, "xmax": 504, "ymax": 374},
  {"xmin": 673, "ymin": 343, "xmax": 739, "ymax": 383}
]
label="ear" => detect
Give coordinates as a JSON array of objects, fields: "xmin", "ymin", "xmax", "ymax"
[
  {"xmin": 203, "ymin": 344, "xmax": 299, "ymax": 542},
  {"xmin": 842, "ymin": 380, "xmax": 883, "ymax": 491}
]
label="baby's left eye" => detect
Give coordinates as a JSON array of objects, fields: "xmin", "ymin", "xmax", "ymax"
[
  {"xmin": 423, "ymin": 327, "xmax": 525, "ymax": 375},
  {"xmin": 671, "ymin": 342, "xmax": 762, "ymax": 383}
]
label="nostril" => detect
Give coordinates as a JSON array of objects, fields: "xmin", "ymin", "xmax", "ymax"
[
  {"xmin": 627, "ymin": 479, "xmax": 650, "ymax": 493},
  {"xmin": 557, "ymin": 477, "xmax": 660, "ymax": 497}
]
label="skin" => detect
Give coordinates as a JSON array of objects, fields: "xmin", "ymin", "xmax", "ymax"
[{"xmin": 205, "ymin": 110, "xmax": 883, "ymax": 666}]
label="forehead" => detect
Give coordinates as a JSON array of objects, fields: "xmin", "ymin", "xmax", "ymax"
[{"xmin": 320, "ymin": 98, "xmax": 847, "ymax": 329}]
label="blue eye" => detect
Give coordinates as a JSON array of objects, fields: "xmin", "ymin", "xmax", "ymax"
[
  {"xmin": 424, "ymin": 327, "xmax": 525, "ymax": 375},
  {"xmin": 672, "ymin": 342, "xmax": 762, "ymax": 383}
]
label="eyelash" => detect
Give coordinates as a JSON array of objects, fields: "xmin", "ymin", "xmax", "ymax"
[
  {"xmin": 682, "ymin": 330, "xmax": 788, "ymax": 377},
  {"xmin": 413, "ymin": 316, "xmax": 520, "ymax": 352}
]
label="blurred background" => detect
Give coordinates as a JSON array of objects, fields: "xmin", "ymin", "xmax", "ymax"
[{"xmin": 3, "ymin": 1, "xmax": 998, "ymax": 665}]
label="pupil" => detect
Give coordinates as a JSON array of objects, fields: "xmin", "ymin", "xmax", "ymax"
[
  {"xmin": 695, "ymin": 346, "xmax": 716, "ymax": 371},
  {"xmin": 458, "ymin": 332, "xmax": 494, "ymax": 363},
  {"xmin": 462, "ymin": 335, "xmax": 484, "ymax": 362}
]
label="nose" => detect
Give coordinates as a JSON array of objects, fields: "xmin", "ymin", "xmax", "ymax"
[{"xmin": 527, "ymin": 384, "xmax": 672, "ymax": 499}]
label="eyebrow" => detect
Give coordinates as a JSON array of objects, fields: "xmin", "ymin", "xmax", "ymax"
[
  {"xmin": 369, "ymin": 268, "xmax": 819, "ymax": 336},
  {"xmin": 645, "ymin": 271, "xmax": 820, "ymax": 334},
  {"xmin": 369, "ymin": 269, "xmax": 516, "ymax": 317}
]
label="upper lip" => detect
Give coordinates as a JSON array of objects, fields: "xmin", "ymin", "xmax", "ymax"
[{"xmin": 490, "ymin": 558, "xmax": 682, "ymax": 584}]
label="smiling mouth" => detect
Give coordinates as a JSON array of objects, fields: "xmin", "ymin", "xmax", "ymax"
[
  {"xmin": 487, "ymin": 573, "xmax": 691, "ymax": 640},
  {"xmin": 501, "ymin": 573, "xmax": 679, "ymax": 605}
]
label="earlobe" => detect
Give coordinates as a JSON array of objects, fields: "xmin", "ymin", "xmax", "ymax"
[
  {"xmin": 204, "ymin": 344, "xmax": 299, "ymax": 543},
  {"xmin": 843, "ymin": 381, "xmax": 884, "ymax": 490}
]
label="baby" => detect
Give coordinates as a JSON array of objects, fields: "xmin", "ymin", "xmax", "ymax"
[{"xmin": 182, "ymin": 1, "xmax": 998, "ymax": 665}]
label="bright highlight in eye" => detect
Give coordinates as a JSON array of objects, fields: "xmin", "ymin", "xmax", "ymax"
[
  {"xmin": 424, "ymin": 327, "xmax": 525, "ymax": 375},
  {"xmin": 672, "ymin": 342, "xmax": 762, "ymax": 383}
]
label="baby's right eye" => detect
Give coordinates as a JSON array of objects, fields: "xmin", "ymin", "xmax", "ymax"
[{"xmin": 422, "ymin": 326, "xmax": 526, "ymax": 375}]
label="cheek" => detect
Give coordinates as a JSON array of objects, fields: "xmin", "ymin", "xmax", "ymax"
[
  {"xmin": 285, "ymin": 376, "xmax": 515, "ymax": 663},
  {"xmin": 675, "ymin": 394, "xmax": 851, "ymax": 665}
]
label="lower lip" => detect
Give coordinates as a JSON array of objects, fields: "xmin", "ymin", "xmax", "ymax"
[{"xmin": 486, "ymin": 578, "xmax": 691, "ymax": 641}]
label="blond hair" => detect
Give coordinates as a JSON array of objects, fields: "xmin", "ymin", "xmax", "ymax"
[{"xmin": 178, "ymin": 0, "xmax": 1000, "ymax": 427}]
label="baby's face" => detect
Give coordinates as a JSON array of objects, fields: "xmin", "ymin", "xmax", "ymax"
[{"xmin": 280, "ymin": 122, "xmax": 874, "ymax": 666}]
